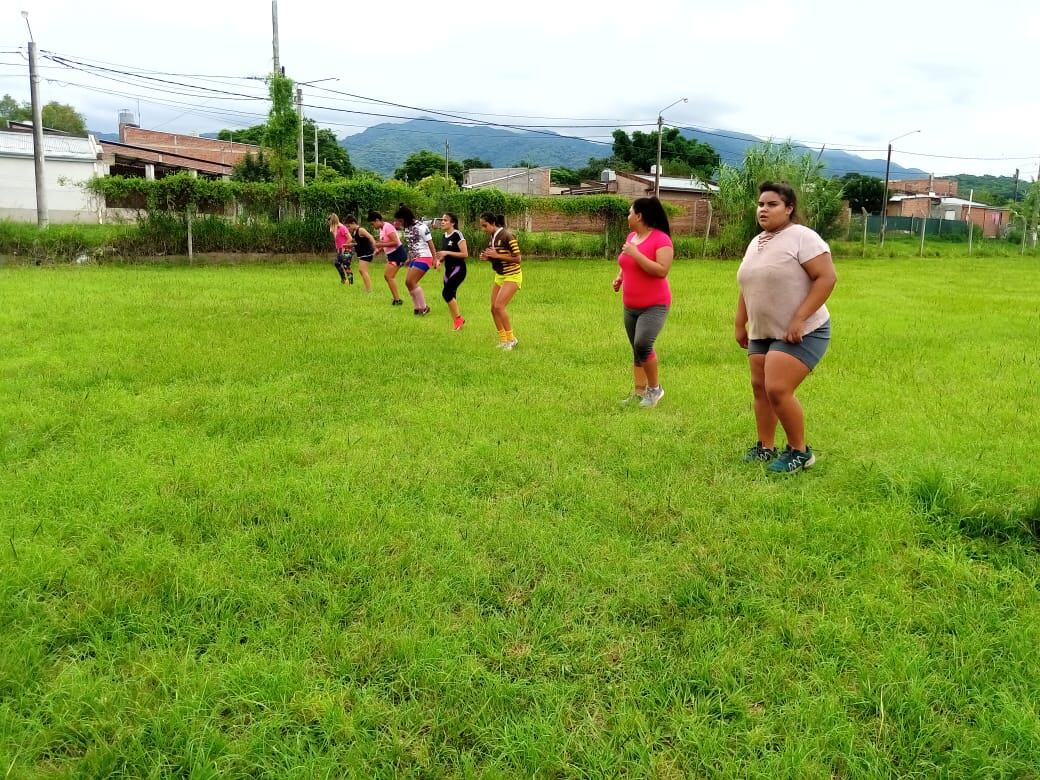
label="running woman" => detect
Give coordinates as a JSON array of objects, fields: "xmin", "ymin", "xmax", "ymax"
[
  {"xmin": 370, "ymin": 210, "xmax": 407, "ymax": 306},
  {"xmin": 612, "ymin": 197, "xmax": 674, "ymax": 408},
  {"xmin": 478, "ymin": 213, "xmax": 522, "ymax": 349},
  {"xmin": 437, "ymin": 212, "xmax": 468, "ymax": 330},
  {"xmin": 395, "ymin": 204, "xmax": 438, "ymax": 316},
  {"xmin": 327, "ymin": 213, "xmax": 354, "ymax": 285},
  {"xmin": 735, "ymin": 181, "xmax": 837, "ymax": 474},
  {"xmin": 345, "ymin": 214, "xmax": 376, "ymax": 292}
]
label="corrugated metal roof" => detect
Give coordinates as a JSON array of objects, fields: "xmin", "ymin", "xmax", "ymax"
[{"xmin": 0, "ymin": 130, "xmax": 101, "ymax": 160}]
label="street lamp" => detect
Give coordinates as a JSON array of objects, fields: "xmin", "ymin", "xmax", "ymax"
[
  {"xmin": 655, "ymin": 97, "xmax": 687, "ymax": 198},
  {"xmin": 880, "ymin": 129, "xmax": 921, "ymax": 245}
]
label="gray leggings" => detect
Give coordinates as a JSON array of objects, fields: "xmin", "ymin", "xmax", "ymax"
[{"xmin": 623, "ymin": 305, "xmax": 669, "ymax": 366}]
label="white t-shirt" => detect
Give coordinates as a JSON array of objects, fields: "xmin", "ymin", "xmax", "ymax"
[
  {"xmin": 736, "ymin": 223, "xmax": 830, "ymax": 340},
  {"xmin": 404, "ymin": 222, "xmax": 434, "ymax": 258}
]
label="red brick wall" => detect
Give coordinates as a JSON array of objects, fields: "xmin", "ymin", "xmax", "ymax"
[
  {"xmin": 120, "ymin": 126, "xmax": 259, "ymax": 166},
  {"xmin": 888, "ymin": 198, "xmax": 931, "ymax": 218},
  {"xmin": 529, "ymin": 211, "xmax": 605, "ymax": 233},
  {"xmin": 891, "ymin": 178, "xmax": 958, "ymax": 196}
]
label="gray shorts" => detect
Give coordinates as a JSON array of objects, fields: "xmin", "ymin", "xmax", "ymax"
[{"xmin": 748, "ymin": 320, "xmax": 831, "ymax": 371}]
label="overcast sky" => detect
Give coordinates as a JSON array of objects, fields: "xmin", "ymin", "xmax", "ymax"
[{"xmin": 2, "ymin": 0, "xmax": 1037, "ymax": 178}]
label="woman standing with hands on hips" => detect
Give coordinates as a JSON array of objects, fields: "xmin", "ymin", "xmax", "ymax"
[
  {"xmin": 612, "ymin": 197, "xmax": 674, "ymax": 408},
  {"xmin": 736, "ymin": 181, "xmax": 837, "ymax": 474}
]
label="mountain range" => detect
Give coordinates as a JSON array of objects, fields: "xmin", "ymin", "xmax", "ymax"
[{"xmin": 339, "ymin": 118, "xmax": 927, "ymax": 179}]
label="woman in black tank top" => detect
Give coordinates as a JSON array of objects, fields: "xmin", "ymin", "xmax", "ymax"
[
  {"xmin": 436, "ymin": 212, "xmax": 468, "ymax": 330},
  {"xmin": 345, "ymin": 215, "xmax": 376, "ymax": 293}
]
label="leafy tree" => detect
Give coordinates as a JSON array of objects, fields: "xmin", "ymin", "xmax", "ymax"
[
  {"xmin": 840, "ymin": 173, "xmax": 885, "ymax": 214},
  {"xmin": 514, "ymin": 159, "xmax": 539, "ymax": 169},
  {"xmin": 231, "ymin": 150, "xmax": 274, "ymax": 182},
  {"xmin": 0, "ymin": 94, "xmax": 22, "ymax": 126},
  {"xmin": 551, "ymin": 167, "xmax": 583, "ymax": 186},
  {"xmin": 0, "ymin": 94, "xmax": 87, "ymax": 135},
  {"xmin": 716, "ymin": 141, "xmax": 845, "ymax": 254},
  {"xmin": 263, "ymin": 75, "xmax": 300, "ymax": 183},
  {"xmin": 462, "ymin": 157, "xmax": 492, "ymax": 170},
  {"xmin": 219, "ymin": 120, "xmax": 351, "ymax": 178},
  {"xmin": 611, "ymin": 128, "xmax": 719, "ymax": 179},
  {"xmin": 41, "ymin": 103, "xmax": 87, "ymax": 136},
  {"xmin": 217, "ymin": 125, "xmax": 265, "ymax": 146},
  {"xmin": 394, "ymin": 150, "xmax": 464, "ymax": 186}
]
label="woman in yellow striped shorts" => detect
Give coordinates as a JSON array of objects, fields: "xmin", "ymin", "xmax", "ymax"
[{"xmin": 479, "ymin": 212, "xmax": 523, "ymax": 350}]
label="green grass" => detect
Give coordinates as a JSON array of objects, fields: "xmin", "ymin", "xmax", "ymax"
[{"xmin": 2, "ymin": 256, "xmax": 1039, "ymax": 777}]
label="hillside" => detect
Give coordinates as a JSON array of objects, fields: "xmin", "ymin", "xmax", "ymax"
[{"xmin": 339, "ymin": 118, "xmax": 927, "ymax": 179}]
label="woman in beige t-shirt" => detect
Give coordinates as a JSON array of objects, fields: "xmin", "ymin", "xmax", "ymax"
[{"xmin": 735, "ymin": 181, "xmax": 837, "ymax": 474}]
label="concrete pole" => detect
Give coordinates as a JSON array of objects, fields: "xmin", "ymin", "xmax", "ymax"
[
  {"xmin": 296, "ymin": 88, "xmax": 304, "ymax": 186},
  {"xmin": 654, "ymin": 114, "xmax": 663, "ymax": 199},
  {"xmin": 28, "ymin": 41, "xmax": 48, "ymax": 228},
  {"xmin": 272, "ymin": 1, "xmax": 281, "ymax": 75},
  {"xmin": 880, "ymin": 143, "xmax": 892, "ymax": 246},
  {"xmin": 314, "ymin": 123, "xmax": 318, "ymax": 181}
]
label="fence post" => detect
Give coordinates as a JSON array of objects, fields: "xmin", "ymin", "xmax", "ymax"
[
  {"xmin": 919, "ymin": 214, "xmax": 927, "ymax": 256},
  {"xmin": 861, "ymin": 208, "xmax": 868, "ymax": 257},
  {"xmin": 702, "ymin": 201, "xmax": 713, "ymax": 258},
  {"xmin": 186, "ymin": 207, "xmax": 194, "ymax": 260}
]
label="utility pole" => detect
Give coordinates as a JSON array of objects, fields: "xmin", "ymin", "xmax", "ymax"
[
  {"xmin": 296, "ymin": 87, "xmax": 304, "ymax": 186},
  {"xmin": 23, "ymin": 13, "xmax": 47, "ymax": 228},
  {"xmin": 313, "ymin": 123, "xmax": 318, "ymax": 181},
  {"xmin": 966, "ymin": 188, "xmax": 974, "ymax": 256},
  {"xmin": 1012, "ymin": 168, "xmax": 1020, "ymax": 202},
  {"xmin": 445, "ymin": 140, "xmax": 449, "ymax": 180},
  {"xmin": 654, "ymin": 97, "xmax": 687, "ymax": 199},
  {"xmin": 272, "ymin": 1, "xmax": 281, "ymax": 75},
  {"xmin": 879, "ymin": 129, "xmax": 921, "ymax": 245}
]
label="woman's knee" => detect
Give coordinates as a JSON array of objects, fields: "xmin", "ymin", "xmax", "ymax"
[
  {"xmin": 442, "ymin": 287, "xmax": 455, "ymax": 304},
  {"xmin": 765, "ymin": 381, "xmax": 793, "ymax": 407}
]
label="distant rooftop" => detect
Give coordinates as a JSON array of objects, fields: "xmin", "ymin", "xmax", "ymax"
[{"xmin": 0, "ymin": 129, "xmax": 102, "ymax": 161}]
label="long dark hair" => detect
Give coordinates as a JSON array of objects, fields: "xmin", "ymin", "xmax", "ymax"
[
  {"xmin": 631, "ymin": 197, "xmax": 670, "ymax": 236},
  {"xmin": 479, "ymin": 212, "xmax": 506, "ymax": 227},
  {"xmin": 758, "ymin": 181, "xmax": 801, "ymax": 223},
  {"xmin": 394, "ymin": 204, "xmax": 416, "ymax": 228}
]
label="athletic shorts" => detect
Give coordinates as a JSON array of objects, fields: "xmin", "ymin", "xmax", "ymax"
[
  {"xmin": 356, "ymin": 253, "xmax": 374, "ymax": 261},
  {"xmin": 748, "ymin": 320, "xmax": 831, "ymax": 371},
  {"xmin": 494, "ymin": 271, "xmax": 523, "ymax": 288},
  {"xmin": 409, "ymin": 259, "xmax": 432, "ymax": 273},
  {"xmin": 386, "ymin": 245, "xmax": 408, "ymax": 265}
]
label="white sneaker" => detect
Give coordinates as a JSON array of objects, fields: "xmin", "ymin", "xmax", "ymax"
[
  {"xmin": 501, "ymin": 339, "xmax": 518, "ymax": 351},
  {"xmin": 639, "ymin": 386, "xmax": 664, "ymax": 408}
]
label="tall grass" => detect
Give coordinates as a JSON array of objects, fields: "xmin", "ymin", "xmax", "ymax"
[{"xmin": 2, "ymin": 257, "xmax": 1039, "ymax": 776}]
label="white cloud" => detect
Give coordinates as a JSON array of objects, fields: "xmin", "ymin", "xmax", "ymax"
[{"xmin": 1, "ymin": 0, "xmax": 1036, "ymax": 176}]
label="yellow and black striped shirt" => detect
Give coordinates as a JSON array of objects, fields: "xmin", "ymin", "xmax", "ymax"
[{"xmin": 490, "ymin": 229, "xmax": 522, "ymax": 275}]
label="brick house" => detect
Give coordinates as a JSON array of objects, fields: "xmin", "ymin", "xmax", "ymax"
[
  {"xmin": 99, "ymin": 121, "xmax": 260, "ymax": 180},
  {"xmin": 886, "ymin": 194, "xmax": 1012, "ymax": 238},
  {"xmin": 890, "ymin": 178, "xmax": 958, "ymax": 197},
  {"xmin": 558, "ymin": 169, "xmax": 717, "ymax": 234}
]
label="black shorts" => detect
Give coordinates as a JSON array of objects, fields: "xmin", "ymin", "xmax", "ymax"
[{"xmin": 386, "ymin": 246, "xmax": 408, "ymax": 265}]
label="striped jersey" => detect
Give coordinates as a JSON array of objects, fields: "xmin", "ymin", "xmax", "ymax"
[{"xmin": 489, "ymin": 228, "xmax": 521, "ymax": 275}]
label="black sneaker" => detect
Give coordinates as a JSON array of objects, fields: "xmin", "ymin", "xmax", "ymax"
[
  {"xmin": 391, "ymin": 299, "xmax": 403, "ymax": 306},
  {"xmin": 743, "ymin": 442, "xmax": 779, "ymax": 463},
  {"xmin": 767, "ymin": 445, "xmax": 816, "ymax": 474},
  {"xmin": 347, "ymin": 272, "xmax": 354, "ymax": 285}
]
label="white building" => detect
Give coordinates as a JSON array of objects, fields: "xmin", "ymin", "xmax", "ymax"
[{"xmin": 0, "ymin": 129, "xmax": 106, "ymax": 223}]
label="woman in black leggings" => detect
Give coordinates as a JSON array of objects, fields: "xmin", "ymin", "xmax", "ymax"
[{"xmin": 436, "ymin": 212, "xmax": 468, "ymax": 331}]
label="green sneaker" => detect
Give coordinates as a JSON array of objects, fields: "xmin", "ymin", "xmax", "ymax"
[
  {"xmin": 767, "ymin": 445, "xmax": 816, "ymax": 474},
  {"xmin": 743, "ymin": 442, "xmax": 779, "ymax": 463}
]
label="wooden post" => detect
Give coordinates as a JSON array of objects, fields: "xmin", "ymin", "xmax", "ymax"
[
  {"xmin": 919, "ymin": 211, "xmax": 927, "ymax": 256},
  {"xmin": 187, "ymin": 207, "xmax": 193, "ymax": 260},
  {"xmin": 702, "ymin": 200, "xmax": 713, "ymax": 258}
]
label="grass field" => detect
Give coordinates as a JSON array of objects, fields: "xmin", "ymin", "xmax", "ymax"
[{"xmin": 2, "ymin": 256, "xmax": 1039, "ymax": 777}]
